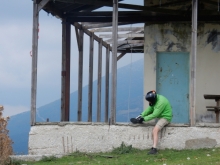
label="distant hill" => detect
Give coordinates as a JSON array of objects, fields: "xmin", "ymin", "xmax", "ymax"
[{"xmin": 7, "ymin": 59, "xmax": 144, "ymax": 154}]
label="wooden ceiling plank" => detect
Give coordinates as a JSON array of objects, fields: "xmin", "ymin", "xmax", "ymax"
[
  {"xmin": 105, "ymin": 28, "xmax": 142, "ymax": 43},
  {"xmin": 66, "ymin": 11, "xmax": 175, "ymax": 17},
  {"xmin": 200, "ymin": 0, "xmax": 218, "ymax": 6},
  {"xmin": 82, "ymin": 22, "xmax": 134, "ymax": 29},
  {"xmin": 68, "ymin": 15, "xmax": 189, "ymax": 22},
  {"xmin": 106, "ymin": 40, "xmax": 144, "ymax": 44},
  {"xmin": 117, "ymin": 43, "xmax": 144, "ymax": 49},
  {"xmin": 117, "ymin": 40, "xmax": 144, "ymax": 45},
  {"xmin": 45, "ymin": 2, "xmax": 63, "ymax": 18},
  {"xmin": 151, "ymin": 0, "xmax": 191, "ymax": 8},
  {"xmin": 91, "ymin": 27, "xmax": 143, "ymax": 32},
  {"xmin": 51, "ymin": 0, "xmax": 180, "ymax": 15},
  {"xmin": 118, "ymin": 3, "xmax": 181, "ymax": 15},
  {"xmin": 99, "ymin": 33, "xmax": 144, "ymax": 38},
  {"xmin": 117, "ymin": 48, "xmax": 143, "ymax": 53},
  {"xmin": 68, "ymin": 15, "xmax": 220, "ymax": 23}
]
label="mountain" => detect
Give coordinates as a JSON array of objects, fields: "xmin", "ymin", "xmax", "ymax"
[{"xmin": 7, "ymin": 59, "xmax": 144, "ymax": 154}]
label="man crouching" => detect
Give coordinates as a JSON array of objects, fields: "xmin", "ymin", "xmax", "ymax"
[{"xmin": 130, "ymin": 90, "xmax": 172, "ymax": 155}]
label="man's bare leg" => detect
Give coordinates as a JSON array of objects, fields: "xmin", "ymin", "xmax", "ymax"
[
  {"xmin": 152, "ymin": 125, "xmax": 160, "ymax": 148},
  {"xmin": 148, "ymin": 126, "xmax": 160, "ymax": 155}
]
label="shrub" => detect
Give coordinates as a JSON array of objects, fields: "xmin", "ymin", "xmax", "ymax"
[
  {"xmin": 0, "ymin": 105, "xmax": 13, "ymax": 164},
  {"xmin": 40, "ymin": 156, "xmax": 57, "ymax": 162},
  {"xmin": 112, "ymin": 142, "xmax": 133, "ymax": 154}
]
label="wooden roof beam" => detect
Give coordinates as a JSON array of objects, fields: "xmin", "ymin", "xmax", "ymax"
[
  {"xmin": 106, "ymin": 39, "xmax": 144, "ymax": 45},
  {"xmin": 38, "ymin": 0, "xmax": 50, "ymax": 12},
  {"xmin": 117, "ymin": 48, "xmax": 144, "ymax": 53},
  {"xmin": 151, "ymin": 0, "xmax": 191, "ymax": 8},
  {"xmin": 68, "ymin": 15, "xmax": 220, "ymax": 23},
  {"xmin": 82, "ymin": 22, "xmax": 135, "ymax": 29},
  {"xmin": 66, "ymin": 11, "xmax": 180, "ymax": 17},
  {"xmin": 118, "ymin": 43, "xmax": 144, "ymax": 49},
  {"xmin": 99, "ymin": 33, "xmax": 144, "ymax": 38},
  {"xmin": 91, "ymin": 27, "xmax": 143, "ymax": 32},
  {"xmin": 200, "ymin": 0, "xmax": 218, "ymax": 6},
  {"xmin": 44, "ymin": 2, "xmax": 63, "ymax": 18},
  {"xmin": 73, "ymin": 22, "xmax": 111, "ymax": 50},
  {"xmin": 117, "ymin": 52, "xmax": 126, "ymax": 61},
  {"xmin": 54, "ymin": 0, "xmax": 180, "ymax": 15}
]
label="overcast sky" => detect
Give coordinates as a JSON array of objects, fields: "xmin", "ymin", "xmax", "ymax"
[{"xmin": 0, "ymin": 0, "xmax": 144, "ymax": 117}]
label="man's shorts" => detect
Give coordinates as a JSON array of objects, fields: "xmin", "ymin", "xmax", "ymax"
[{"xmin": 155, "ymin": 118, "xmax": 169, "ymax": 130}]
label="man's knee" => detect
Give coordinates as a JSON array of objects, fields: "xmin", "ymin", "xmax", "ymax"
[{"xmin": 152, "ymin": 126, "xmax": 160, "ymax": 135}]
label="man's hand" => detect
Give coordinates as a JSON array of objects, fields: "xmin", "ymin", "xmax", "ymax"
[
  {"xmin": 130, "ymin": 115, "xmax": 144, "ymax": 124},
  {"xmin": 136, "ymin": 115, "xmax": 142, "ymax": 120}
]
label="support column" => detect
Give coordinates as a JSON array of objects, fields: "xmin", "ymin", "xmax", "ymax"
[
  {"xmin": 88, "ymin": 33, "xmax": 94, "ymax": 122},
  {"xmin": 105, "ymin": 44, "xmax": 110, "ymax": 123},
  {"xmin": 78, "ymin": 28, "xmax": 84, "ymax": 121},
  {"xmin": 30, "ymin": 0, "xmax": 39, "ymax": 126},
  {"xmin": 110, "ymin": 0, "xmax": 118, "ymax": 124},
  {"xmin": 190, "ymin": 0, "xmax": 197, "ymax": 126},
  {"xmin": 61, "ymin": 18, "xmax": 71, "ymax": 121},
  {"xmin": 97, "ymin": 39, "xmax": 103, "ymax": 122}
]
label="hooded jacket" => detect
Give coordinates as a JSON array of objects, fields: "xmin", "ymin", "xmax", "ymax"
[{"xmin": 141, "ymin": 94, "xmax": 172, "ymax": 122}]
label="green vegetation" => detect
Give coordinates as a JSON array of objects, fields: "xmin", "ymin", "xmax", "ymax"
[{"xmin": 8, "ymin": 144, "xmax": 220, "ymax": 165}]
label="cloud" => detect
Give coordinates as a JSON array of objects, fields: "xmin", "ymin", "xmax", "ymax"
[
  {"xmin": 1, "ymin": 105, "xmax": 29, "ymax": 117},
  {"xmin": 0, "ymin": 16, "xmax": 32, "ymax": 88}
]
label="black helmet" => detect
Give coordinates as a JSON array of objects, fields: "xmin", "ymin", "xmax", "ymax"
[{"xmin": 145, "ymin": 90, "xmax": 157, "ymax": 106}]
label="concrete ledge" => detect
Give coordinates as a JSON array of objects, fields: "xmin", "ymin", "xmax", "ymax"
[
  {"xmin": 35, "ymin": 121, "xmax": 220, "ymax": 127},
  {"xmin": 29, "ymin": 123, "xmax": 220, "ymax": 155},
  {"xmin": 196, "ymin": 122, "xmax": 220, "ymax": 127},
  {"xmin": 10, "ymin": 154, "xmax": 64, "ymax": 162},
  {"xmin": 35, "ymin": 122, "xmax": 190, "ymax": 127}
]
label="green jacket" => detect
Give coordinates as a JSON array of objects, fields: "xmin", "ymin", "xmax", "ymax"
[{"xmin": 141, "ymin": 94, "xmax": 172, "ymax": 122}]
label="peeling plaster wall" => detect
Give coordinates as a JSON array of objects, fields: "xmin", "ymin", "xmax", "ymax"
[
  {"xmin": 144, "ymin": 23, "xmax": 220, "ymax": 123},
  {"xmin": 28, "ymin": 123, "xmax": 220, "ymax": 155}
]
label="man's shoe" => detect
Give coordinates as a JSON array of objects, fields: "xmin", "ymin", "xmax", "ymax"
[
  {"xmin": 148, "ymin": 147, "xmax": 157, "ymax": 155},
  {"xmin": 130, "ymin": 115, "xmax": 144, "ymax": 124},
  {"xmin": 130, "ymin": 118, "xmax": 143, "ymax": 124}
]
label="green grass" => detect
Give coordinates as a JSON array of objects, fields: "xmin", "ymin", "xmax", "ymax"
[{"xmin": 9, "ymin": 144, "xmax": 220, "ymax": 165}]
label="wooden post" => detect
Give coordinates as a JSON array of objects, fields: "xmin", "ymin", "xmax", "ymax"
[
  {"xmin": 105, "ymin": 44, "xmax": 110, "ymax": 123},
  {"xmin": 88, "ymin": 33, "xmax": 94, "ymax": 122},
  {"xmin": 117, "ymin": 52, "xmax": 126, "ymax": 61},
  {"xmin": 190, "ymin": 0, "xmax": 197, "ymax": 126},
  {"xmin": 61, "ymin": 18, "xmax": 71, "ymax": 121},
  {"xmin": 77, "ymin": 28, "xmax": 84, "ymax": 121},
  {"xmin": 97, "ymin": 39, "xmax": 103, "ymax": 122},
  {"xmin": 110, "ymin": 0, "xmax": 118, "ymax": 124},
  {"xmin": 31, "ymin": 0, "xmax": 39, "ymax": 126}
]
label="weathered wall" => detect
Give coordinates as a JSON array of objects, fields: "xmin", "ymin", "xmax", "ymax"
[
  {"xmin": 29, "ymin": 123, "xmax": 220, "ymax": 155},
  {"xmin": 144, "ymin": 23, "xmax": 220, "ymax": 123}
]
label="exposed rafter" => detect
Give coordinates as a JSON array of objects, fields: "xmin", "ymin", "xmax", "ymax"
[
  {"xmin": 90, "ymin": 27, "xmax": 143, "ymax": 32},
  {"xmin": 118, "ymin": 43, "xmax": 144, "ymax": 49},
  {"xmin": 82, "ymin": 22, "xmax": 133, "ymax": 29},
  {"xmin": 99, "ymin": 33, "xmax": 144, "ymax": 38},
  {"xmin": 37, "ymin": 0, "xmax": 50, "ymax": 12},
  {"xmin": 40, "ymin": 0, "xmax": 220, "ymax": 56},
  {"xmin": 151, "ymin": 0, "xmax": 191, "ymax": 8}
]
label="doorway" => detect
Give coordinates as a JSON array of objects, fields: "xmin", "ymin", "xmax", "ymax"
[{"xmin": 156, "ymin": 52, "xmax": 189, "ymax": 124}]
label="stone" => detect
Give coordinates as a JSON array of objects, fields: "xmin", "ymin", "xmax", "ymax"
[{"xmin": 185, "ymin": 138, "xmax": 217, "ymax": 149}]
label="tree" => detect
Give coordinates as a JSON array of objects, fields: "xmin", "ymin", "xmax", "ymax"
[{"xmin": 0, "ymin": 105, "xmax": 13, "ymax": 164}]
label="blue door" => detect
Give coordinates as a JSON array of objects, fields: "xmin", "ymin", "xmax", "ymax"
[{"xmin": 156, "ymin": 52, "xmax": 189, "ymax": 124}]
